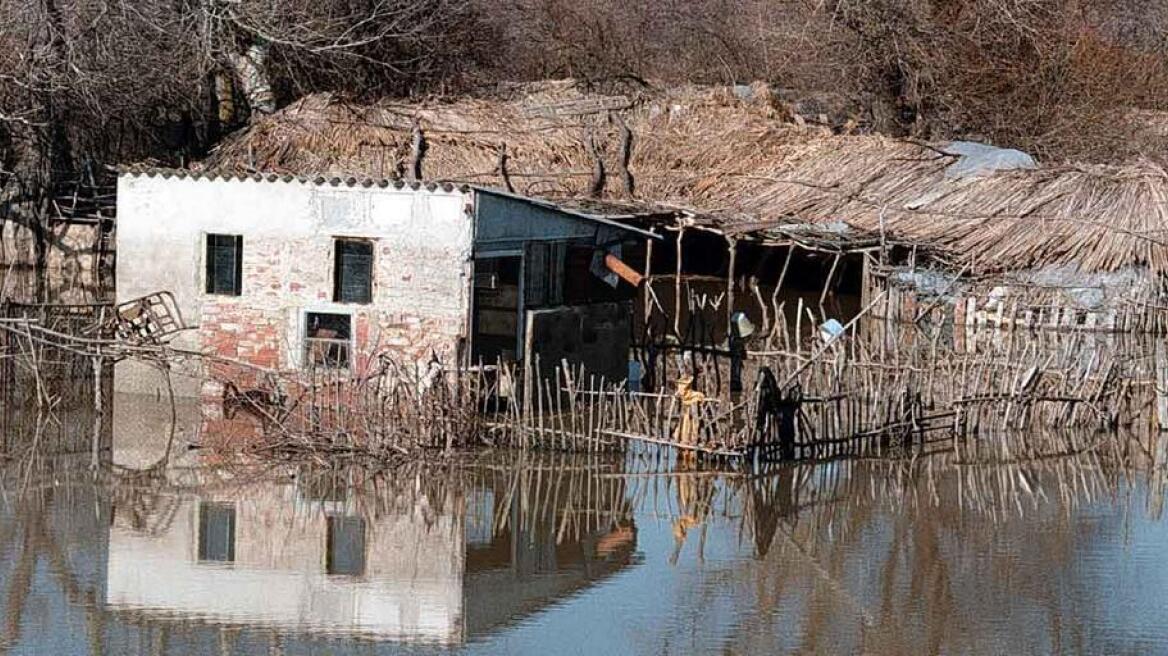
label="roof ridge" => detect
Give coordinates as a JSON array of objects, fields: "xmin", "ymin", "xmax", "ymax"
[{"xmin": 115, "ymin": 165, "xmax": 466, "ymax": 193}]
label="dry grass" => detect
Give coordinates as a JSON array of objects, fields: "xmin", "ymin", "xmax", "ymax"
[{"xmin": 200, "ymin": 81, "xmax": 1168, "ymax": 275}]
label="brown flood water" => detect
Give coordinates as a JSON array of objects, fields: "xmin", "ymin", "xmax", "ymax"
[{"xmin": 1, "ymin": 389, "xmax": 1168, "ymax": 655}]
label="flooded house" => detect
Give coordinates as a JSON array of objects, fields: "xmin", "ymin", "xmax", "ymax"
[
  {"xmin": 92, "ymin": 80, "xmax": 1168, "ymax": 457},
  {"xmin": 17, "ymin": 81, "xmax": 1168, "ymax": 407},
  {"xmin": 187, "ymin": 83, "xmax": 1168, "ymax": 348},
  {"xmin": 114, "ymin": 168, "xmax": 661, "ymax": 397}
]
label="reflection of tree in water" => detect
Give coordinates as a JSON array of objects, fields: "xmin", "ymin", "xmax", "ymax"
[
  {"xmin": 3, "ymin": 362, "xmax": 1166, "ymax": 654},
  {"xmin": 710, "ymin": 453, "xmax": 1153, "ymax": 654},
  {"xmin": 742, "ymin": 466, "xmax": 798, "ymax": 558},
  {"xmin": 459, "ymin": 452, "xmax": 635, "ymax": 552},
  {"xmin": 0, "ymin": 481, "xmax": 110, "ymax": 655}
]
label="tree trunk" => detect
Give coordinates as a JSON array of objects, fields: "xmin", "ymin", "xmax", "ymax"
[
  {"xmin": 229, "ymin": 43, "xmax": 276, "ymax": 116},
  {"xmin": 37, "ymin": 0, "xmax": 76, "ymax": 302},
  {"xmin": 214, "ymin": 70, "xmax": 237, "ymax": 127}
]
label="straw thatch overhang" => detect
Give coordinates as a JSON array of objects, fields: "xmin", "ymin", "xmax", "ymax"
[
  {"xmin": 677, "ymin": 209, "xmax": 884, "ymax": 254},
  {"xmin": 191, "ymin": 81, "xmax": 1168, "ymax": 276}
]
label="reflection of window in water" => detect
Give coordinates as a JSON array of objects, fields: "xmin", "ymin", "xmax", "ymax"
[
  {"xmin": 197, "ymin": 502, "xmax": 236, "ymax": 563},
  {"xmin": 305, "ymin": 312, "xmax": 352, "ymax": 369},
  {"xmin": 326, "ymin": 515, "xmax": 366, "ymax": 576},
  {"xmin": 464, "ymin": 489, "xmax": 496, "ymax": 547}
]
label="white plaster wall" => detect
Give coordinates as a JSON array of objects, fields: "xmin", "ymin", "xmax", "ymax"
[{"xmin": 114, "ymin": 174, "xmax": 473, "ymax": 395}]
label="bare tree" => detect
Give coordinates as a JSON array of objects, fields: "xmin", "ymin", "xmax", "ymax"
[
  {"xmin": 480, "ymin": 0, "xmax": 1168, "ymax": 161},
  {"xmin": 3, "ymin": 0, "xmax": 1168, "ymax": 303},
  {"xmin": 0, "ymin": 0, "xmax": 486, "ymax": 302}
]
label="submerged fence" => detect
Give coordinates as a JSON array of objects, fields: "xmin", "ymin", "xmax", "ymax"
[{"xmin": 2, "ymin": 299, "xmax": 1161, "ymax": 467}]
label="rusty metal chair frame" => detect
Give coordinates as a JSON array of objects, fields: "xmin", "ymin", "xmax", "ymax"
[{"xmin": 113, "ymin": 291, "xmax": 186, "ymax": 344}]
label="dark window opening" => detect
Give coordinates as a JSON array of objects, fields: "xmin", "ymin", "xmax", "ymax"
[
  {"xmin": 197, "ymin": 502, "xmax": 236, "ymax": 563},
  {"xmin": 326, "ymin": 515, "xmax": 366, "ymax": 576},
  {"xmin": 305, "ymin": 312, "xmax": 351, "ymax": 369},
  {"xmin": 523, "ymin": 241, "xmax": 566, "ymax": 309},
  {"xmin": 205, "ymin": 234, "xmax": 243, "ymax": 296},
  {"xmin": 334, "ymin": 239, "xmax": 373, "ymax": 304},
  {"xmin": 472, "ymin": 256, "xmax": 522, "ymax": 364}
]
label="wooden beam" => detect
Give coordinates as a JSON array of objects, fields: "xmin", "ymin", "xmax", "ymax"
[
  {"xmin": 819, "ymin": 251, "xmax": 841, "ymax": 310},
  {"xmin": 641, "ymin": 233, "xmax": 655, "ymax": 322},
  {"xmin": 674, "ymin": 227, "xmax": 685, "ymax": 337},
  {"xmin": 604, "ymin": 253, "xmax": 644, "ymax": 287},
  {"xmin": 726, "ymin": 236, "xmax": 737, "ymax": 334}
]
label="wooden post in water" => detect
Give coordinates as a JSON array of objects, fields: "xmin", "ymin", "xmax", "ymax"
[
  {"xmin": 770, "ymin": 245, "xmax": 794, "ymax": 349},
  {"xmin": 642, "ymin": 230, "xmax": 655, "ymax": 325},
  {"xmin": 674, "ymin": 226, "xmax": 685, "ymax": 338},
  {"xmin": 1156, "ymin": 341, "xmax": 1168, "ymax": 433},
  {"xmin": 725, "ymin": 236, "xmax": 737, "ymax": 337},
  {"xmin": 91, "ymin": 352, "xmax": 102, "ymax": 469}
]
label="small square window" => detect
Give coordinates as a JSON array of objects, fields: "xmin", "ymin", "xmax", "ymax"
[
  {"xmin": 197, "ymin": 502, "xmax": 236, "ymax": 563},
  {"xmin": 334, "ymin": 239, "xmax": 373, "ymax": 304},
  {"xmin": 305, "ymin": 312, "xmax": 351, "ymax": 369},
  {"xmin": 205, "ymin": 234, "xmax": 243, "ymax": 296}
]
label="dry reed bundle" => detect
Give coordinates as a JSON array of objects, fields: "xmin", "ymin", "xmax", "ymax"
[{"xmin": 198, "ymin": 81, "xmax": 1168, "ymax": 276}]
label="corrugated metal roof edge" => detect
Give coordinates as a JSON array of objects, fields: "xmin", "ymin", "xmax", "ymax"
[
  {"xmin": 116, "ymin": 165, "xmax": 469, "ymax": 193},
  {"xmin": 472, "ymin": 186, "xmax": 668, "ymax": 240}
]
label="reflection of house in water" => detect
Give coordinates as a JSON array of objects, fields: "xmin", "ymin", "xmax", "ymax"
[
  {"xmin": 106, "ymin": 482, "xmax": 465, "ymax": 642},
  {"xmin": 104, "ymin": 463, "xmax": 636, "ymax": 644}
]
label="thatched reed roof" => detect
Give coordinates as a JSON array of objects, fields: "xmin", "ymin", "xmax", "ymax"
[{"xmin": 199, "ymin": 81, "xmax": 1168, "ymax": 275}]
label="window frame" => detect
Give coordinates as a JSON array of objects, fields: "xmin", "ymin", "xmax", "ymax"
[
  {"xmin": 325, "ymin": 514, "xmax": 367, "ymax": 577},
  {"xmin": 332, "ymin": 238, "xmax": 374, "ymax": 305},
  {"xmin": 302, "ymin": 309, "xmax": 355, "ymax": 371},
  {"xmin": 204, "ymin": 233, "xmax": 243, "ymax": 296},
  {"xmin": 196, "ymin": 501, "xmax": 237, "ymax": 564}
]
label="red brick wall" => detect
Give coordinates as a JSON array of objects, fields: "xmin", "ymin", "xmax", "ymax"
[{"xmin": 195, "ymin": 234, "xmax": 467, "ymax": 417}]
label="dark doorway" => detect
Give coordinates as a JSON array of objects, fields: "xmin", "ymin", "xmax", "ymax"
[{"xmin": 472, "ymin": 256, "xmax": 522, "ymax": 364}]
